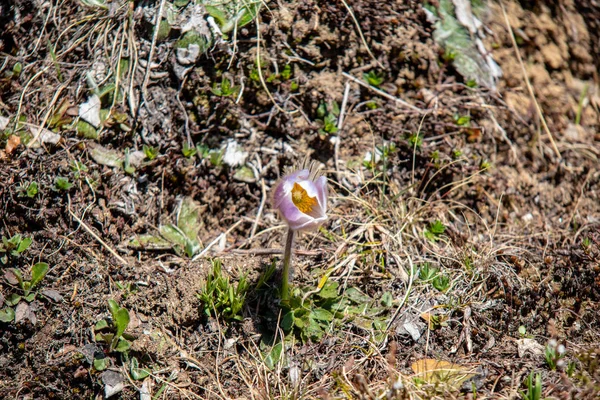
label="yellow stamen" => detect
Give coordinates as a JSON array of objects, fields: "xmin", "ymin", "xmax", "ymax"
[{"xmin": 291, "ymin": 182, "xmax": 317, "ymax": 214}]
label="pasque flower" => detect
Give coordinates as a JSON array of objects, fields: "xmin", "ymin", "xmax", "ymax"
[
  {"xmin": 272, "ymin": 168, "xmax": 328, "ymax": 231},
  {"xmin": 272, "ymin": 162, "xmax": 328, "ymax": 301}
]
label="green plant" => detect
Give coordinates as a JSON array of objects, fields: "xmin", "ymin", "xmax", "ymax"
[
  {"xmin": 53, "ymin": 176, "xmax": 73, "ymax": 191},
  {"xmin": 320, "ymin": 114, "xmax": 339, "ymax": 136},
  {"xmin": 424, "ymin": 220, "xmax": 446, "ymax": 241},
  {"xmin": 0, "ymin": 234, "xmax": 32, "ymax": 264},
  {"xmin": 93, "ymin": 299, "xmax": 133, "ymax": 370},
  {"xmin": 208, "ymin": 149, "xmax": 224, "ymax": 167},
  {"xmin": 280, "ymin": 64, "xmax": 292, "ymax": 80},
  {"xmin": 122, "ymin": 149, "xmax": 136, "ymax": 175},
  {"xmin": 16, "ymin": 181, "xmax": 38, "ymax": 198},
  {"xmin": 182, "ymin": 142, "xmax": 197, "ymax": 158},
  {"xmin": 281, "ymin": 280, "xmax": 388, "ymax": 343},
  {"xmin": 520, "ymin": 371, "xmax": 542, "ymax": 400},
  {"xmin": 115, "ymin": 281, "xmax": 138, "ymax": 299},
  {"xmin": 432, "ymin": 274, "xmax": 450, "ymax": 292},
  {"xmin": 143, "ymin": 145, "xmax": 159, "ymax": 161},
  {"xmin": 198, "ymin": 259, "xmax": 249, "ymax": 322},
  {"xmin": 128, "ymin": 197, "xmax": 202, "ymax": 258},
  {"xmin": 211, "ymin": 76, "xmax": 239, "ymax": 97},
  {"xmin": 419, "ymin": 263, "xmax": 439, "ymax": 281},
  {"xmin": 453, "ymin": 113, "xmax": 471, "ymax": 127},
  {"xmin": 69, "ymin": 160, "xmax": 88, "ymax": 179},
  {"xmin": 0, "ymin": 262, "xmax": 48, "ymax": 323},
  {"xmin": 316, "ymin": 102, "xmax": 340, "ymax": 137},
  {"xmin": 407, "ymin": 132, "xmax": 423, "ymax": 150},
  {"xmin": 363, "ymin": 70, "xmax": 385, "ymax": 87}
]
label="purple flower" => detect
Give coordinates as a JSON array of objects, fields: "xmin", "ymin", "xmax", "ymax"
[{"xmin": 272, "ymin": 168, "xmax": 328, "ymax": 231}]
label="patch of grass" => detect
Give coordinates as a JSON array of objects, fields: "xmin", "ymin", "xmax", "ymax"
[{"xmin": 198, "ymin": 259, "xmax": 249, "ymax": 322}]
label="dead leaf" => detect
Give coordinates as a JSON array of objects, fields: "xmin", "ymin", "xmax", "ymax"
[
  {"xmin": 516, "ymin": 338, "xmax": 545, "ymax": 358},
  {"xmin": 14, "ymin": 302, "xmax": 30, "ymax": 324},
  {"xmin": 27, "ymin": 126, "xmax": 61, "ymax": 148},
  {"xmin": 4, "ymin": 269, "xmax": 19, "ymax": 285},
  {"xmin": 5, "ymin": 135, "xmax": 20, "ymax": 155},
  {"xmin": 411, "ymin": 358, "xmax": 477, "ymax": 390},
  {"xmin": 420, "ymin": 311, "xmax": 448, "ymax": 330}
]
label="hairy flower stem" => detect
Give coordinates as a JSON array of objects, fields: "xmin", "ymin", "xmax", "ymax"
[{"xmin": 281, "ymin": 228, "xmax": 295, "ymax": 301}]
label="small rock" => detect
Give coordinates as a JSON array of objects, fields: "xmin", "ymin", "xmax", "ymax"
[
  {"xmin": 102, "ymin": 370, "xmax": 125, "ymax": 398},
  {"xmin": 41, "ymin": 290, "xmax": 64, "ymax": 303}
]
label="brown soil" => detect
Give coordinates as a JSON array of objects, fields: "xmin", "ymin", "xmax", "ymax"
[{"xmin": 1, "ymin": 0, "xmax": 599, "ymax": 399}]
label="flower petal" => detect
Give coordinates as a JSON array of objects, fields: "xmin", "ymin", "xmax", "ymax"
[
  {"xmin": 272, "ymin": 169, "xmax": 309, "ymax": 209},
  {"xmin": 314, "ymin": 176, "xmax": 328, "ymax": 215},
  {"xmin": 277, "ymin": 194, "xmax": 313, "ymax": 230}
]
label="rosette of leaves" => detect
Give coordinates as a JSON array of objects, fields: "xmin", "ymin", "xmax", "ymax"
[
  {"xmin": 0, "ymin": 262, "xmax": 48, "ymax": 323},
  {"xmin": 128, "ymin": 197, "xmax": 203, "ymax": 258},
  {"xmin": 0, "ymin": 234, "xmax": 32, "ymax": 264},
  {"xmin": 93, "ymin": 300, "xmax": 134, "ymax": 370},
  {"xmin": 281, "ymin": 281, "xmax": 389, "ymax": 342}
]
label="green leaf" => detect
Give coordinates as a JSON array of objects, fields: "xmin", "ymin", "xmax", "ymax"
[
  {"xmin": 114, "ymin": 338, "xmax": 131, "ymax": 353},
  {"xmin": 24, "ymin": 293, "xmax": 36, "ymax": 302},
  {"xmin": 130, "ymin": 357, "xmax": 150, "ymax": 380},
  {"xmin": 381, "ymin": 292, "xmax": 393, "ymax": 307},
  {"xmin": 30, "ymin": 262, "xmax": 49, "ymax": 288},
  {"xmin": 263, "ymin": 342, "xmax": 283, "ymax": 370},
  {"xmin": 159, "ymin": 224, "xmax": 187, "ymax": 247},
  {"xmin": 318, "ymin": 281, "xmax": 339, "ymax": 299},
  {"xmin": 114, "ymin": 308, "xmax": 130, "ymax": 339},
  {"xmin": 0, "ymin": 307, "xmax": 15, "ymax": 323},
  {"xmin": 305, "ymin": 318, "xmax": 325, "ymax": 341},
  {"xmin": 128, "ymin": 234, "xmax": 173, "ymax": 250},
  {"xmin": 96, "ymin": 332, "xmax": 114, "ymax": 343},
  {"xmin": 54, "ymin": 176, "xmax": 73, "ymax": 191},
  {"xmin": 107, "ymin": 299, "xmax": 119, "ymax": 320},
  {"xmin": 311, "ymin": 308, "xmax": 334, "ymax": 322},
  {"xmin": 205, "ymin": 5, "xmax": 228, "ymax": 26},
  {"xmin": 26, "ymin": 182, "xmax": 38, "ymax": 198},
  {"xmin": 15, "ymin": 237, "xmax": 32, "ymax": 254},
  {"xmin": 5, "ymin": 293, "xmax": 21, "ymax": 306},
  {"xmin": 345, "ymin": 287, "xmax": 373, "ymax": 304},
  {"xmin": 94, "ymin": 319, "xmax": 109, "ymax": 331},
  {"xmin": 93, "ymin": 357, "xmax": 108, "ymax": 371},
  {"xmin": 293, "ymin": 315, "xmax": 306, "ymax": 329}
]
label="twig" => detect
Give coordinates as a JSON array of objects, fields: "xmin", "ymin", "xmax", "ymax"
[
  {"xmin": 340, "ymin": 0, "xmax": 384, "ymax": 69},
  {"xmin": 67, "ymin": 199, "xmax": 128, "ymax": 266},
  {"xmin": 141, "ymin": 0, "xmax": 166, "ymax": 99},
  {"xmin": 225, "ymin": 248, "xmax": 321, "ymax": 256},
  {"xmin": 335, "ymin": 82, "xmax": 351, "ymax": 180},
  {"xmin": 191, "ymin": 220, "xmax": 244, "ymax": 261},
  {"xmin": 342, "ymin": 72, "xmax": 424, "ymax": 113},
  {"xmin": 250, "ymin": 178, "xmax": 267, "ymax": 241},
  {"xmin": 500, "ymin": 0, "xmax": 561, "ymax": 160},
  {"xmin": 385, "ymin": 252, "xmax": 414, "ymax": 333}
]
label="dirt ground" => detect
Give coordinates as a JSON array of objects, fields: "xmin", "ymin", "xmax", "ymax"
[{"xmin": 1, "ymin": 0, "xmax": 599, "ymax": 399}]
